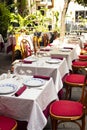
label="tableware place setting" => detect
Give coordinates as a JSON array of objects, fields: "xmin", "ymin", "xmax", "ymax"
[
  {"xmin": 0, "ymin": 73, "xmax": 26, "ymax": 96},
  {"xmin": 45, "ymin": 57, "xmax": 62, "ymax": 64},
  {"xmin": 22, "ymin": 55, "xmax": 38, "ymax": 64},
  {"xmin": 0, "ymin": 68, "xmax": 50, "ymax": 97},
  {"xmin": 63, "ymin": 47, "xmax": 73, "ymax": 50},
  {"xmin": 0, "ymin": 76, "xmax": 19, "ymax": 96},
  {"xmin": 11, "ymin": 75, "xmax": 50, "ymax": 96},
  {"xmin": 59, "ymin": 48, "xmax": 71, "ymax": 52},
  {"xmin": 23, "ymin": 77, "xmax": 45, "ymax": 87},
  {"xmin": 22, "ymin": 75, "xmax": 50, "ymax": 90},
  {"xmin": 0, "ymin": 83, "xmax": 18, "ymax": 95}
]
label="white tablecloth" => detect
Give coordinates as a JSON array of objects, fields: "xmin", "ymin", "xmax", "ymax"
[
  {"xmin": 0, "ymin": 75, "xmax": 58, "ymax": 130},
  {"xmin": 48, "ymin": 43, "xmax": 80, "ymax": 70},
  {"xmin": 14, "ymin": 56, "xmax": 69, "ymax": 92}
]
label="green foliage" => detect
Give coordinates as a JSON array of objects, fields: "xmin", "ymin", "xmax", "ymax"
[
  {"xmin": 0, "ymin": 1, "xmax": 59, "ymax": 36},
  {"xmin": 75, "ymin": 0, "xmax": 87, "ymax": 6},
  {"xmin": 8, "ymin": 12, "xmax": 38, "ymax": 34},
  {"xmin": 0, "ymin": 3, "xmax": 10, "ymax": 38},
  {"xmin": 8, "ymin": 6, "xmax": 53, "ymax": 34}
]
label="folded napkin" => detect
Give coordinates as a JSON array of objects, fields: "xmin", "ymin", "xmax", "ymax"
[
  {"xmin": 51, "ymin": 56, "xmax": 63, "ymax": 60},
  {"xmin": 15, "ymin": 85, "xmax": 27, "ymax": 97},
  {"xmin": 40, "ymin": 48, "xmax": 50, "ymax": 51},
  {"xmin": 33, "ymin": 75, "xmax": 50, "ymax": 80},
  {"xmin": 63, "ymin": 47, "xmax": 73, "ymax": 50},
  {"xmin": 22, "ymin": 60, "xmax": 32, "ymax": 64}
]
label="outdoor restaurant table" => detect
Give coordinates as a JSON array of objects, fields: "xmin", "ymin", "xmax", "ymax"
[
  {"xmin": 0, "ymin": 75, "xmax": 58, "ymax": 130},
  {"xmin": 50, "ymin": 48, "xmax": 76, "ymax": 70},
  {"xmin": 46, "ymin": 43, "xmax": 80, "ymax": 70},
  {"xmin": 14, "ymin": 56, "xmax": 69, "ymax": 93}
]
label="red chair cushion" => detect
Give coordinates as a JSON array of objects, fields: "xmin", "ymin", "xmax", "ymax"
[
  {"xmin": 72, "ymin": 60, "xmax": 87, "ymax": 66},
  {"xmin": 64, "ymin": 74, "xmax": 85, "ymax": 84},
  {"xmin": 50, "ymin": 100, "xmax": 83, "ymax": 116},
  {"xmin": 84, "ymin": 43, "xmax": 87, "ymax": 48},
  {"xmin": 84, "ymin": 48, "xmax": 87, "ymax": 51},
  {"xmin": 0, "ymin": 116, "xmax": 17, "ymax": 130},
  {"xmin": 79, "ymin": 55, "xmax": 87, "ymax": 60}
]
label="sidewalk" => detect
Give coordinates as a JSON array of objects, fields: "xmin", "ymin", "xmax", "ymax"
[{"xmin": 0, "ymin": 52, "xmax": 12, "ymax": 74}]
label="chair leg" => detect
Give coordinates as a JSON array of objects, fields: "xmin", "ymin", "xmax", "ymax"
[
  {"xmin": 51, "ymin": 118, "xmax": 57, "ymax": 130},
  {"xmin": 65, "ymin": 86, "xmax": 71, "ymax": 99},
  {"xmin": 69, "ymin": 87, "xmax": 72, "ymax": 99},
  {"xmin": 82, "ymin": 115, "xmax": 85, "ymax": 130}
]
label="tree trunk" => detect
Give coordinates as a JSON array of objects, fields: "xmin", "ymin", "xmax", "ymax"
[{"xmin": 60, "ymin": 0, "xmax": 71, "ymax": 41}]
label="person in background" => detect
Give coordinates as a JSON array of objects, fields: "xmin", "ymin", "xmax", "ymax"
[{"xmin": 51, "ymin": 31, "xmax": 60, "ymax": 47}]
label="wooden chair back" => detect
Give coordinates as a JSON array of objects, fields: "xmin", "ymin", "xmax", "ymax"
[{"xmin": 20, "ymin": 39, "xmax": 31, "ymax": 59}]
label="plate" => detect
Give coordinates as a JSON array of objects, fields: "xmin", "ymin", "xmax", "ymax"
[
  {"xmin": 0, "ymin": 83, "xmax": 17, "ymax": 94},
  {"xmin": 59, "ymin": 49, "xmax": 71, "ymax": 52},
  {"xmin": 24, "ymin": 57, "xmax": 37, "ymax": 62},
  {"xmin": 23, "ymin": 78, "xmax": 45, "ymax": 87},
  {"xmin": 46, "ymin": 59, "xmax": 61, "ymax": 64}
]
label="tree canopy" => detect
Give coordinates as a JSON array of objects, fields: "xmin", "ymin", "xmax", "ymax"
[
  {"xmin": 76, "ymin": 0, "xmax": 87, "ymax": 6},
  {"xmin": 60, "ymin": 0, "xmax": 87, "ymax": 40}
]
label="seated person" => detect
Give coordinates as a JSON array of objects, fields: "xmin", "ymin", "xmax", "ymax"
[
  {"xmin": 46, "ymin": 31, "xmax": 61, "ymax": 49},
  {"xmin": 51, "ymin": 31, "xmax": 60, "ymax": 47}
]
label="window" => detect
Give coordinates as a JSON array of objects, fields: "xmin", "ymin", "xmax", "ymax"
[{"xmin": 75, "ymin": 11, "xmax": 87, "ymax": 22}]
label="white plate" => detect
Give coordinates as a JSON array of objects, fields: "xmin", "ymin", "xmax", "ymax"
[
  {"xmin": 23, "ymin": 78, "xmax": 45, "ymax": 87},
  {"xmin": 0, "ymin": 83, "xmax": 17, "ymax": 94},
  {"xmin": 24, "ymin": 57, "xmax": 37, "ymax": 62},
  {"xmin": 59, "ymin": 49, "xmax": 71, "ymax": 52},
  {"xmin": 46, "ymin": 59, "xmax": 61, "ymax": 64}
]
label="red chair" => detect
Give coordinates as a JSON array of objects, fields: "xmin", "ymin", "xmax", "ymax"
[
  {"xmin": 0, "ymin": 116, "xmax": 17, "ymax": 130},
  {"xmin": 63, "ymin": 72, "xmax": 87, "ymax": 99},
  {"xmin": 20, "ymin": 39, "xmax": 32, "ymax": 59},
  {"xmin": 79, "ymin": 55, "xmax": 87, "ymax": 61},
  {"xmin": 72, "ymin": 59, "xmax": 87, "ymax": 73},
  {"xmin": 49, "ymin": 85, "xmax": 87, "ymax": 130},
  {"xmin": 80, "ymin": 43, "xmax": 87, "ymax": 55},
  {"xmin": 84, "ymin": 43, "xmax": 87, "ymax": 49}
]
